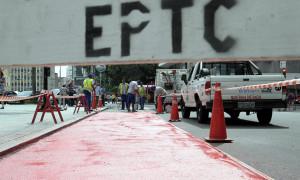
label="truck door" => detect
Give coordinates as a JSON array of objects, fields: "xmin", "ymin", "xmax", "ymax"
[
  {"xmin": 182, "ymin": 66, "xmax": 193, "ymax": 106},
  {"xmin": 183, "ymin": 64, "xmax": 199, "ymax": 107}
]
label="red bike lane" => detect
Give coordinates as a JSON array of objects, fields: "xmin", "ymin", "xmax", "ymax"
[{"xmin": 0, "ymin": 112, "xmax": 270, "ymax": 180}]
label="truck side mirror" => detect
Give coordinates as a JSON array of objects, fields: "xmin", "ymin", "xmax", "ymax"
[
  {"xmin": 181, "ymin": 74, "xmax": 187, "ymax": 85},
  {"xmin": 201, "ymin": 68, "xmax": 210, "ymax": 76}
]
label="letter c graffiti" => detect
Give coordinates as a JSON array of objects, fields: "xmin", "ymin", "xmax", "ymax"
[{"xmin": 204, "ymin": 0, "xmax": 236, "ymax": 52}]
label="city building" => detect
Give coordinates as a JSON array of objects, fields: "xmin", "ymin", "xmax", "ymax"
[
  {"xmin": 66, "ymin": 66, "xmax": 87, "ymax": 86},
  {"xmin": 5, "ymin": 67, "xmax": 56, "ymax": 92}
]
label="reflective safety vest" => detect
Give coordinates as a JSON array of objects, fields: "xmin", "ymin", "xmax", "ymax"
[
  {"xmin": 83, "ymin": 78, "xmax": 94, "ymax": 92},
  {"xmin": 119, "ymin": 83, "xmax": 128, "ymax": 95},
  {"xmin": 138, "ymin": 86, "xmax": 146, "ymax": 97}
]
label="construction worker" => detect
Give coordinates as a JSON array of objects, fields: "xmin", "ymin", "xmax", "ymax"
[
  {"xmin": 119, "ymin": 79, "xmax": 129, "ymax": 110},
  {"xmin": 127, "ymin": 80, "xmax": 139, "ymax": 112},
  {"xmin": 83, "ymin": 74, "xmax": 95, "ymax": 111},
  {"xmin": 138, "ymin": 81, "xmax": 146, "ymax": 110},
  {"xmin": 154, "ymin": 86, "xmax": 167, "ymax": 109},
  {"xmin": 95, "ymin": 83, "xmax": 101, "ymax": 105}
]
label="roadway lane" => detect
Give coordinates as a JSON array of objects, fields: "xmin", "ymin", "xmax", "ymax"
[
  {"xmin": 0, "ymin": 111, "xmax": 269, "ymax": 179},
  {"xmin": 158, "ymin": 108, "xmax": 300, "ymax": 180}
]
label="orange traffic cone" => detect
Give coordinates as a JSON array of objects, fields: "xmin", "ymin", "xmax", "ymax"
[
  {"xmin": 98, "ymin": 98, "xmax": 103, "ymax": 108},
  {"xmin": 156, "ymin": 96, "xmax": 163, "ymax": 114},
  {"xmin": 205, "ymin": 82, "xmax": 232, "ymax": 143},
  {"xmin": 92, "ymin": 93, "xmax": 97, "ymax": 110},
  {"xmin": 169, "ymin": 95, "xmax": 180, "ymax": 122}
]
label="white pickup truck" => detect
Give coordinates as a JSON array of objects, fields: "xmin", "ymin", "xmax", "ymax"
[{"xmin": 180, "ymin": 61, "xmax": 287, "ymax": 125}]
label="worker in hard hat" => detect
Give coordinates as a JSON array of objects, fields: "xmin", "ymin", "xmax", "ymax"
[
  {"xmin": 138, "ymin": 81, "xmax": 146, "ymax": 110},
  {"xmin": 119, "ymin": 78, "xmax": 129, "ymax": 110},
  {"xmin": 83, "ymin": 74, "xmax": 95, "ymax": 111}
]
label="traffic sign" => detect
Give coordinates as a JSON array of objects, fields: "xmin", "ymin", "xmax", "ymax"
[{"xmin": 95, "ymin": 65, "xmax": 106, "ymax": 73}]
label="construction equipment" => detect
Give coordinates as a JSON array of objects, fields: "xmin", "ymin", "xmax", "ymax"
[{"xmin": 155, "ymin": 69, "xmax": 187, "ymax": 112}]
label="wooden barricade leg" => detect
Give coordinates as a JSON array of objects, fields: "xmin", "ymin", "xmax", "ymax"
[
  {"xmin": 50, "ymin": 111, "xmax": 57, "ymax": 124},
  {"xmin": 73, "ymin": 97, "xmax": 80, "ymax": 114},
  {"xmin": 73, "ymin": 96, "xmax": 82, "ymax": 114},
  {"xmin": 73, "ymin": 95, "xmax": 89, "ymax": 114},
  {"xmin": 77, "ymin": 97, "xmax": 83, "ymax": 113},
  {"xmin": 40, "ymin": 93, "xmax": 57, "ymax": 124},
  {"xmin": 32, "ymin": 94, "xmax": 44, "ymax": 124},
  {"xmin": 82, "ymin": 96, "xmax": 90, "ymax": 113},
  {"xmin": 51, "ymin": 92, "xmax": 64, "ymax": 122},
  {"xmin": 76, "ymin": 97, "xmax": 82, "ymax": 114}
]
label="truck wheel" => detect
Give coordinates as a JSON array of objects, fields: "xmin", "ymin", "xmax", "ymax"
[
  {"xmin": 228, "ymin": 111, "xmax": 240, "ymax": 121},
  {"xmin": 181, "ymin": 103, "xmax": 190, "ymax": 118},
  {"xmin": 197, "ymin": 105, "xmax": 209, "ymax": 123},
  {"xmin": 257, "ymin": 109, "xmax": 272, "ymax": 125}
]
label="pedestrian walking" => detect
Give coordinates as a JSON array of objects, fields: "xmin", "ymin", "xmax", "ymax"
[
  {"xmin": 287, "ymin": 92, "xmax": 295, "ymax": 111},
  {"xmin": 59, "ymin": 84, "xmax": 68, "ymax": 110},
  {"xmin": 119, "ymin": 79, "xmax": 129, "ymax": 110},
  {"xmin": 95, "ymin": 83, "xmax": 101, "ymax": 106},
  {"xmin": 83, "ymin": 74, "xmax": 95, "ymax": 111},
  {"xmin": 67, "ymin": 80, "xmax": 76, "ymax": 106},
  {"xmin": 154, "ymin": 86, "xmax": 167, "ymax": 109},
  {"xmin": 138, "ymin": 81, "xmax": 146, "ymax": 110},
  {"xmin": 99, "ymin": 87, "xmax": 106, "ymax": 107},
  {"xmin": 111, "ymin": 93, "xmax": 117, "ymax": 104},
  {"xmin": 127, "ymin": 80, "xmax": 139, "ymax": 112},
  {"xmin": 0, "ymin": 69, "xmax": 6, "ymax": 109}
]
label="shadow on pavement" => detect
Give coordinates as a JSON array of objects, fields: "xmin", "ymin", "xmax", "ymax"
[
  {"xmin": 0, "ymin": 112, "xmax": 33, "ymax": 115},
  {"xmin": 181, "ymin": 117, "xmax": 289, "ymax": 129}
]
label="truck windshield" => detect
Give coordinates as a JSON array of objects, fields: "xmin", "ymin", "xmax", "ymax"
[{"xmin": 203, "ymin": 62, "xmax": 254, "ymax": 76}]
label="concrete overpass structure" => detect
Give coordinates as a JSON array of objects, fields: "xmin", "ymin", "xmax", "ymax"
[{"xmin": 1, "ymin": 0, "xmax": 300, "ymax": 66}]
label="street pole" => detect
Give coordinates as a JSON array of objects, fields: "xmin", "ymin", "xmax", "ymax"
[
  {"xmin": 31, "ymin": 67, "xmax": 36, "ymax": 95},
  {"xmin": 100, "ymin": 72, "xmax": 102, "ymax": 86},
  {"xmin": 59, "ymin": 66, "xmax": 62, "ymax": 87},
  {"xmin": 72, "ymin": 66, "xmax": 74, "ymax": 80}
]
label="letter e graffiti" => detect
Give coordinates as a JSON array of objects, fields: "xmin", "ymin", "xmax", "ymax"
[{"xmin": 86, "ymin": 5, "xmax": 112, "ymax": 57}]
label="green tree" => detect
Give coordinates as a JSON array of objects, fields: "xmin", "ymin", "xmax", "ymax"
[{"xmin": 104, "ymin": 64, "xmax": 157, "ymax": 92}]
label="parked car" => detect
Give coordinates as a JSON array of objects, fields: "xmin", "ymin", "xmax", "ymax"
[
  {"xmin": 5, "ymin": 91, "xmax": 18, "ymax": 97},
  {"xmin": 16, "ymin": 91, "xmax": 33, "ymax": 104},
  {"xmin": 17, "ymin": 91, "xmax": 33, "ymax": 97},
  {"xmin": 50, "ymin": 89, "xmax": 61, "ymax": 96}
]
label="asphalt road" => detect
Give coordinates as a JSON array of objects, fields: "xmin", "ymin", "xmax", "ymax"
[
  {"xmin": 159, "ymin": 108, "xmax": 300, "ymax": 180},
  {"xmin": 107, "ymin": 103, "xmax": 300, "ymax": 180}
]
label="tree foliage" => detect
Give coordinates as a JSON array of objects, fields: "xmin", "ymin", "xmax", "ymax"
[{"xmin": 103, "ymin": 64, "xmax": 157, "ymax": 92}]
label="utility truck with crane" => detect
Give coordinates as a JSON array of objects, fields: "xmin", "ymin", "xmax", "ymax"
[{"xmin": 155, "ymin": 69, "xmax": 187, "ymax": 112}]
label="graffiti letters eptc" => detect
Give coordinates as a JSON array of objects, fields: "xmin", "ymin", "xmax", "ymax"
[{"xmin": 85, "ymin": 0, "xmax": 236, "ymax": 57}]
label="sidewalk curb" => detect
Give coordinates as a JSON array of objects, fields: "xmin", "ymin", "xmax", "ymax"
[{"xmin": 0, "ymin": 107, "xmax": 108, "ymax": 157}]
